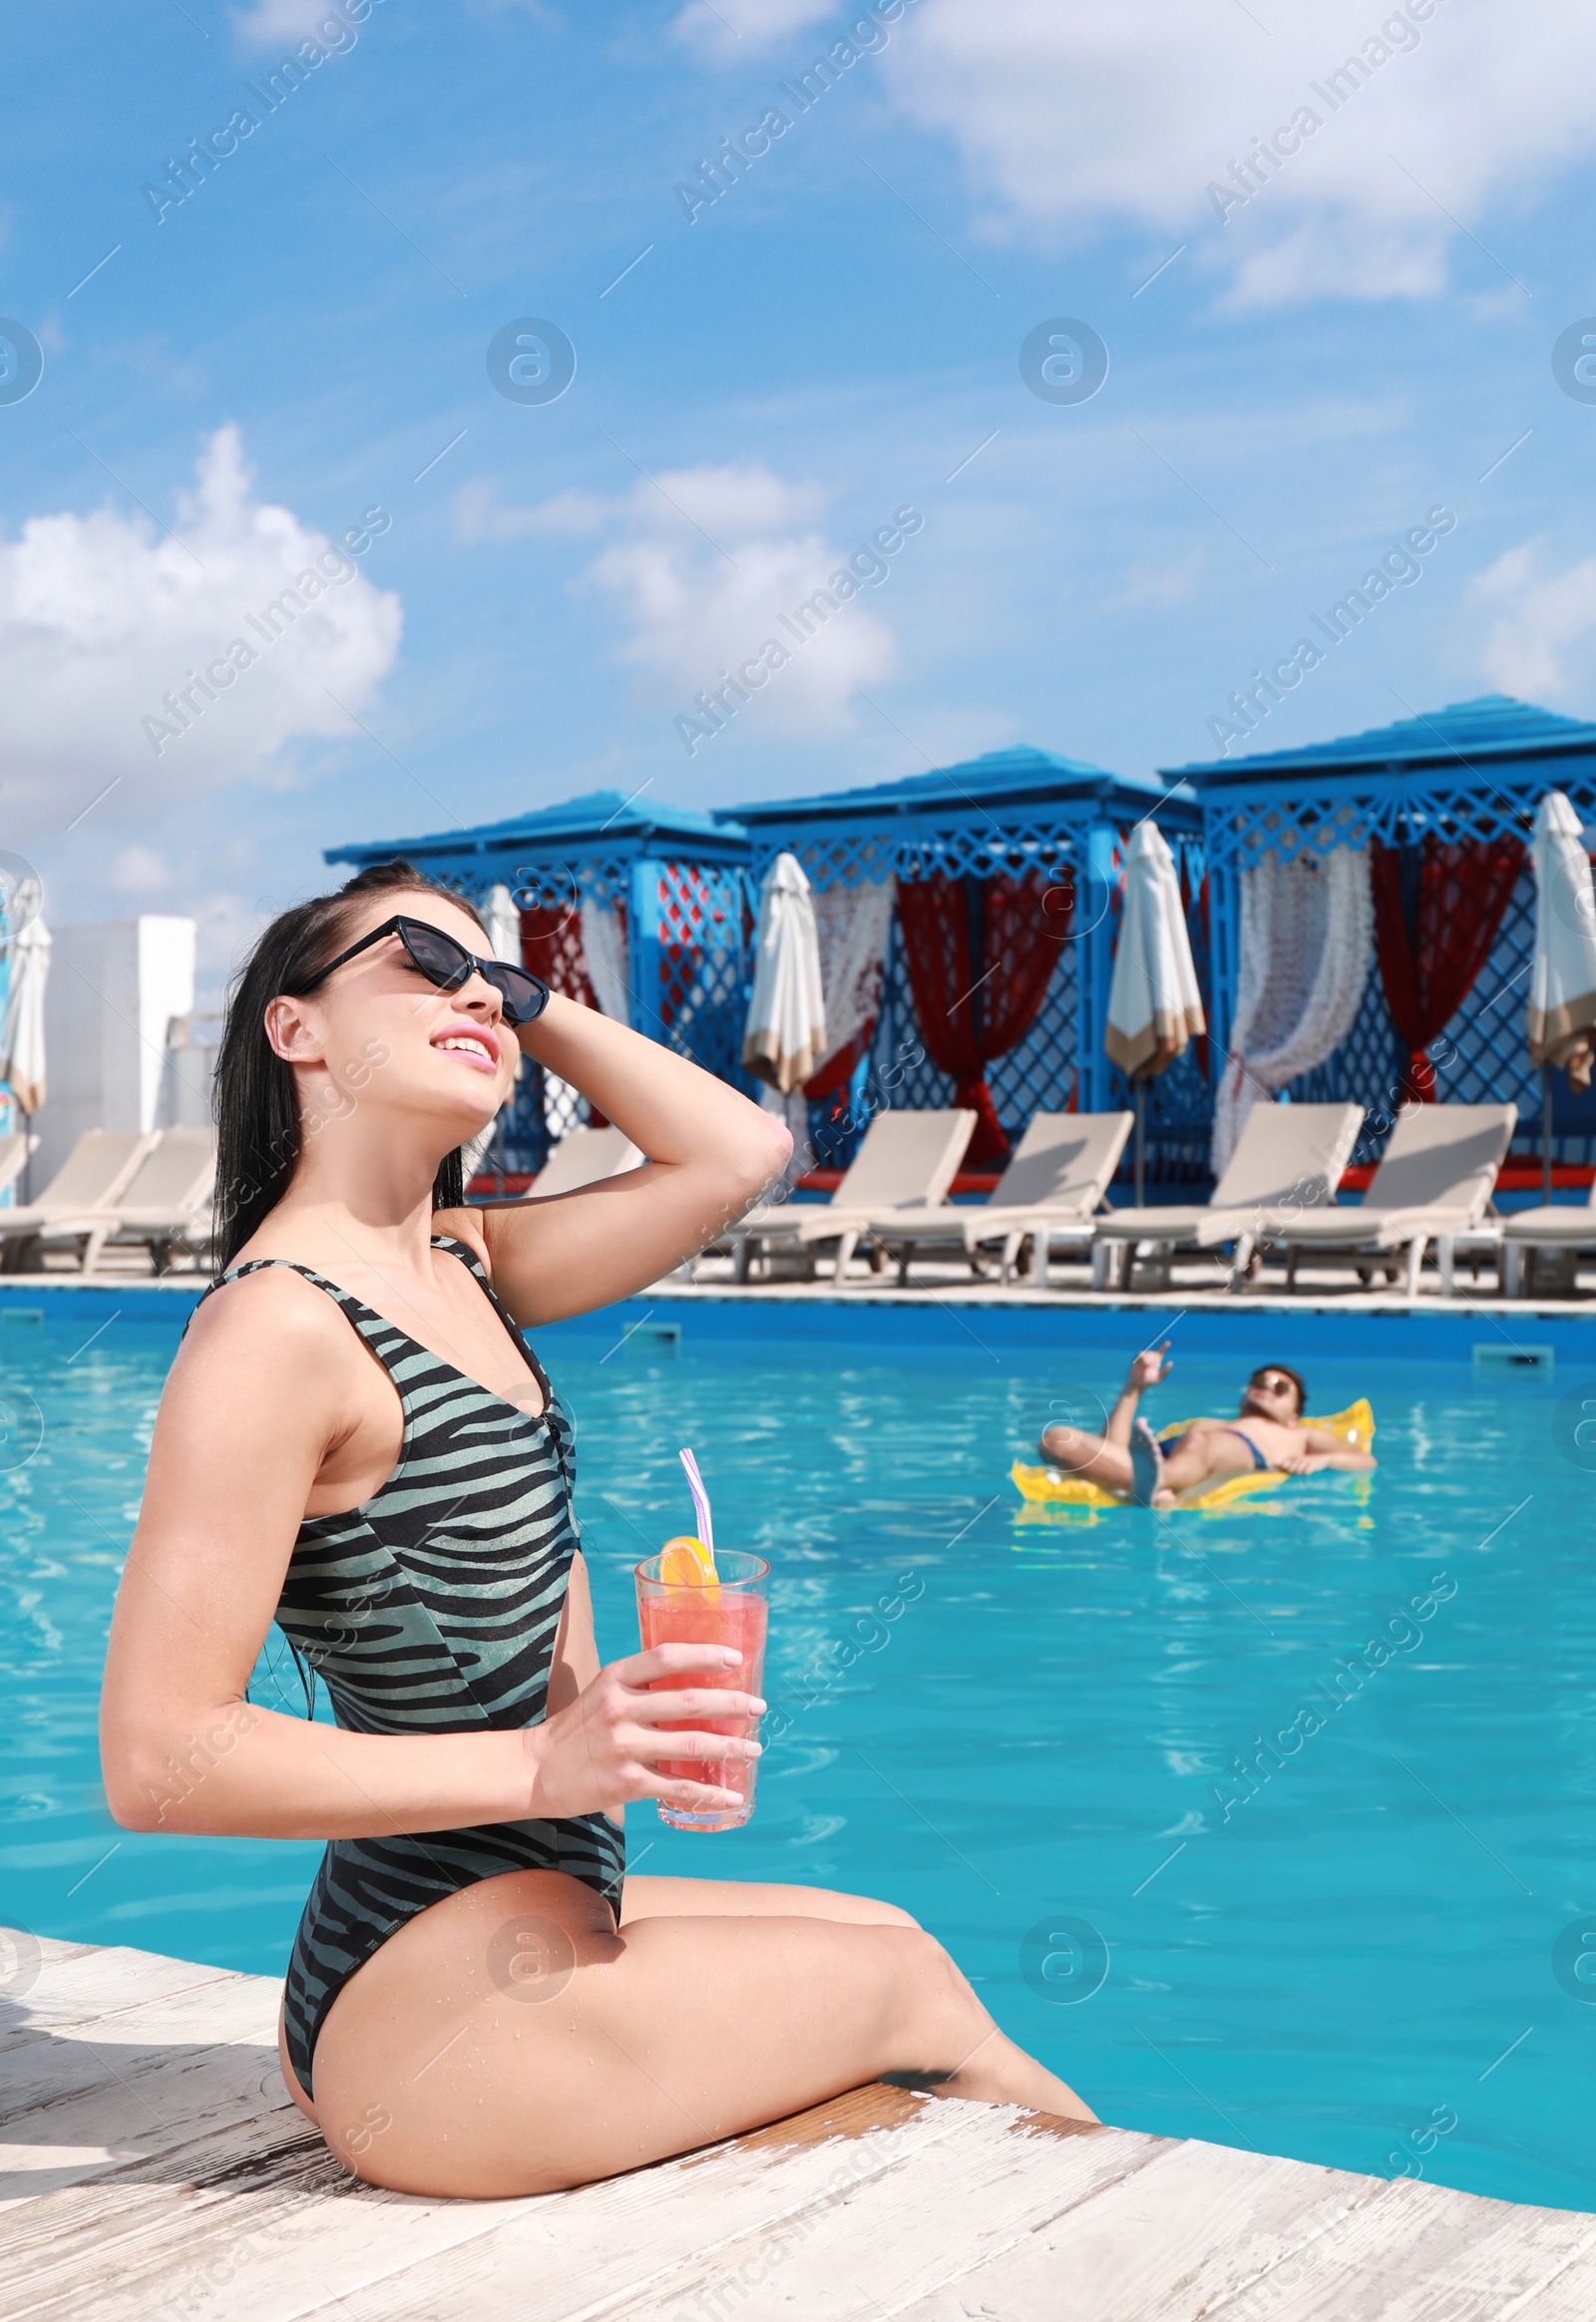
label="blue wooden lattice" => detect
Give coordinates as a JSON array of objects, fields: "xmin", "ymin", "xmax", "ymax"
[
  {"xmin": 1174, "ymin": 697, "xmax": 1596, "ymax": 1168},
  {"xmin": 724, "ymin": 747, "xmax": 1206, "ymax": 1176}
]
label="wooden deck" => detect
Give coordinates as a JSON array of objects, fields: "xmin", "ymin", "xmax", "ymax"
[{"xmin": 3, "ymin": 1933, "xmax": 1594, "ymax": 2319}]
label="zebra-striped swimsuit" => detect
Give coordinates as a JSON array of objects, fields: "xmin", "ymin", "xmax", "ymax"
[{"xmin": 196, "ymin": 1235, "xmax": 625, "ymax": 2101}]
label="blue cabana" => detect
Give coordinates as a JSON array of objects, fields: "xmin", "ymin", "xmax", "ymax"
[
  {"xmin": 722, "ymin": 747, "xmax": 1207, "ymax": 1178},
  {"xmin": 326, "ymin": 790, "xmax": 750, "ymax": 1173},
  {"xmin": 1173, "ymin": 696, "xmax": 1596, "ymax": 1169}
]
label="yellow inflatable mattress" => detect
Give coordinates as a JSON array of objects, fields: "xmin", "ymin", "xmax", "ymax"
[{"xmin": 1010, "ymin": 1400, "xmax": 1374, "ymax": 1514}]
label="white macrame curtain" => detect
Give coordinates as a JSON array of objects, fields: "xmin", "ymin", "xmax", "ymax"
[
  {"xmin": 581, "ymin": 902, "xmax": 629, "ymax": 1025},
  {"xmin": 483, "ymin": 883, "xmax": 522, "ymax": 968},
  {"xmin": 1212, "ymin": 845, "xmax": 1373, "ymax": 1177},
  {"xmin": 810, "ymin": 875, "xmax": 896, "ymax": 1079}
]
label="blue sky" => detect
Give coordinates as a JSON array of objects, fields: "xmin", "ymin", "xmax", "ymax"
[{"xmin": 5, "ymin": 0, "xmax": 1596, "ymax": 997}]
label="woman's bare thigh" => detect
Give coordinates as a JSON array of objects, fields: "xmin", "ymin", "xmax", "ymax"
[
  {"xmin": 280, "ymin": 1873, "xmax": 921, "ymax": 2128},
  {"xmin": 619, "ymin": 1872, "xmax": 918, "ymax": 1928},
  {"xmin": 305, "ymin": 1866, "xmax": 972, "ymax": 2198}
]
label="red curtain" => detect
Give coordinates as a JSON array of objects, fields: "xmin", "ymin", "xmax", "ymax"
[
  {"xmin": 803, "ymin": 1024, "xmax": 873, "ymax": 1105},
  {"xmin": 895, "ymin": 871, "xmax": 1069, "ymax": 1162},
  {"xmin": 520, "ymin": 905, "xmax": 612, "ymax": 1126},
  {"xmin": 1370, "ymin": 835, "xmax": 1524, "ymax": 1100},
  {"xmin": 520, "ymin": 905, "xmax": 596, "ymax": 1005}
]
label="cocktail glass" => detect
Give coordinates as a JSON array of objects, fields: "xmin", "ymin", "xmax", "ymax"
[{"xmin": 634, "ymin": 1550, "xmax": 769, "ymax": 1831}]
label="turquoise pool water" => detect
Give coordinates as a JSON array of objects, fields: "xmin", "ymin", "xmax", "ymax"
[{"xmin": 3, "ymin": 1295, "xmax": 1594, "ymax": 2210}]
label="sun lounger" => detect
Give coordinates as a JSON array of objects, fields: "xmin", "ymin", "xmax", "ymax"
[
  {"xmin": 727, "ymin": 1109, "xmax": 977, "ymax": 1284},
  {"xmin": 1090, "ymin": 1101, "xmax": 1364, "ymax": 1290},
  {"xmin": 90, "ymin": 1128, "xmax": 218, "ymax": 1273},
  {"xmin": 1263, "ymin": 1102, "xmax": 1517, "ymax": 1297},
  {"xmin": 527, "ymin": 1125, "xmax": 643, "ymax": 1198},
  {"xmin": 867, "ymin": 1110, "xmax": 1134, "ymax": 1287},
  {"xmin": 0, "ymin": 1130, "xmax": 155, "ymax": 1273},
  {"xmin": 1500, "ymin": 1173, "xmax": 1596, "ymax": 1297}
]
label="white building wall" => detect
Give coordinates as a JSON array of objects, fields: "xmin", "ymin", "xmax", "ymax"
[{"xmin": 36, "ymin": 918, "xmax": 197, "ymax": 1185}]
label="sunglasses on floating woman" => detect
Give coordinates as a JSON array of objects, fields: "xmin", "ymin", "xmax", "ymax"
[{"xmin": 301, "ymin": 915, "xmax": 552, "ymax": 1027}]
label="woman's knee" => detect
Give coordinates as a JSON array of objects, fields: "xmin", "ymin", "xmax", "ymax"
[
  {"xmin": 870, "ymin": 1899, "xmax": 921, "ymax": 1930},
  {"xmin": 806, "ymin": 1886, "xmax": 920, "ymax": 1930},
  {"xmin": 885, "ymin": 1923, "xmax": 972, "ymax": 2015}
]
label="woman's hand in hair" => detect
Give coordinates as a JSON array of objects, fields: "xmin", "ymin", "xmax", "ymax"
[{"xmin": 469, "ymin": 994, "xmax": 790, "ymax": 1325}]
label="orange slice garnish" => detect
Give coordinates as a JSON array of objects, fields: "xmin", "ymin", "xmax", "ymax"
[{"xmin": 659, "ymin": 1534, "xmax": 719, "ymax": 1586}]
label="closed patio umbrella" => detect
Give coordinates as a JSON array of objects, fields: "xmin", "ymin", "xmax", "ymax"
[
  {"xmin": 464, "ymin": 884, "xmax": 529, "ymax": 1186},
  {"xmin": 0, "ymin": 887, "xmax": 49, "ymax": 1202},
  {"xmin": 742, "ymin": 852, "xmax": 827, "ymax": 1094},
  {"xmin": 483, "ymin": 881, "xmax": 523, "ymax": 967},
  {"xmin": 1104, "ymin": 821, "xmax": 1205, "ymax": 1203},
  {"xmin": 0, "ymin": 888, "xmax": 49, "ymax": 1119},
  {"xmin": 1527, "ymin": 791, "xmax": 1596, "ymax": 1199}
]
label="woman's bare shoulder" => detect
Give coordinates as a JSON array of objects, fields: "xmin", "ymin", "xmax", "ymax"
[{"xmin": 175, "ymin": 1264, "xmax": 361, "ymax": 1384}]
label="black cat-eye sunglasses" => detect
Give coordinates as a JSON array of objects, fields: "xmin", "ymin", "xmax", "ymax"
[{"xmin": 301, "ymin": 915, "xmax": 551, "ymax": 1027}]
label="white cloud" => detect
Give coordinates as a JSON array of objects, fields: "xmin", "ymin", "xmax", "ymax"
[
  {"xmin": 0, "ymin": 426, "xmax": 402, "ymax": 841},
  {"xmin": 188, "ymin": 888, "xmax": 271, "ymax": 1011},
  {"xmin": 681, "ymin": 0, "xmax": 1596, "ymax": 306},
  {"xmin": 231, "ymin": 0, "xmax": 348, "ymax": 46},
  {"xmin": 452, "ymin": 480, "xmax": 608, "ymax": 542},
  {"xmin": 457, "ymin": 464, "xmax": 903, "ymax": 731},
  {"xmin": 1471, "ymin": 542, "xmax": 1596, "ymax": 700},
  {"xmin": 1109, "ymin": 547, "xmax": 1206, "ymax": 610},
  {"xmin": 674, "ymin": 0, "xmax": 831, "ymax": 61},
  {"xmin": 107, "ymin": 845, "xmax": 171, "ymax": 895},
  {"xmin": 577, "ymin": 464, "xmax": 901, "ymax": 734}
]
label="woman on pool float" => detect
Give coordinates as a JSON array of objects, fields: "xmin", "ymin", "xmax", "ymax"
[
  {"xmin": 100, "ymin": 862, "xmax": 1093, "ymax": 2197},
  {"xmin": 1038, "ymin": 1344, "xmax": 1377, "ymax": 1508}
]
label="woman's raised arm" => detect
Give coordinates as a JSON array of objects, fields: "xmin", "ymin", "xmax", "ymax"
[{"xmin": 467, "ymin": 994, "xmax": 791, "ymax": 1326}]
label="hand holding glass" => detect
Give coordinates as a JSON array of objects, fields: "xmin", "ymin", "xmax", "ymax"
[{"xmin": 634, "ymin": 1551, "xmax": 770, "ymax": 1830}]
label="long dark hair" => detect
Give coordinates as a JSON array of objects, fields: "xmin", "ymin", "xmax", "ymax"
[{"xmin": 212, "ymin": 860, "xmax": 489, "ymax": 1271}]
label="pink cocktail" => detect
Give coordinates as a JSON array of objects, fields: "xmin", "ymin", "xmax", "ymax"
[{"xmin": 634, "ymin": 1550, "xmax": 769, "ymax": 1831}]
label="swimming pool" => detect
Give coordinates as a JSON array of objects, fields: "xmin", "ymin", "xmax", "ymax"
[{"xmin": 3, "ymin": 1289, "xmax": 1594, "ymax": 2210}]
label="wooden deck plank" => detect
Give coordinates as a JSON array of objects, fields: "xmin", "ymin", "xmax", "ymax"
[
  {"xmin": 895, "ymin": 2140, "xmax": 1392, "ymax": 2322},
  {"xmin": 0, "ymin": 2054, "xmax": 284, "ymax": 2213},
  {"xmin": 1494, "ymin": 2242, "xmax": 1596, "ymax": 2319},
  {"xmin": 306, "ymin": 2106, "xmax": 1168, "ymax": 2322},
  {"xmin": 643, "ymin": 2131, "xmax": 1373, "ymax": 2322},
  {"xmin": 576, "ymin": 2114, "xmax": 1164, "ymax": 2322},
  {"xmin": 0, "ymin": 2112, "xmax": 365, "ymax": 2318},
  {"xmin": 0, "ymin": 2121, "xmax": 525, "ymax": 2322},
  {"xmin": 1, "ymin": 1942, "xmax": 240, "ymax": 2053},
  {"xmin": 1192, "ymin": 2171, "xmax": 1596, "ymax": 2322},
  {"xmin": 1, "ymin": 1930, "xmax": 1590, "ymax": 2322},
  {"xmin": 1, "ymin": 1973, "xmax": 280, "ymax": 2123},
  {"xmin": 2, "ymin": 2089, "xmax": 1023, "ymax": 2322},
  {"xmin": 0, "ymin": 1967, "xmax": 286, "ymax": 2211}
]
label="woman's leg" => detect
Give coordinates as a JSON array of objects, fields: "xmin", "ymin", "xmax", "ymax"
[
  {"xmin": 310, "ymin": 1866, "xmax": 1095, "ymax": 2198},
  {"xmin": 619, "ymin": 1873, "xmax": 917, "ymax": 1927},
  {"xmin": 1038, "ymin": 1421, "xmax": 1131, "ymax": 1491},
  {"xmin": 281, "ymin": 1876, "xmax": 921, "ymax": 2124}
]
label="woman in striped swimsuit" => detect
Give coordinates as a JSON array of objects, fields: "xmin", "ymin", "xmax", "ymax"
[{"xmin": 100, "ymin": 860, "xmax": 1091, "ymax": 2196}]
